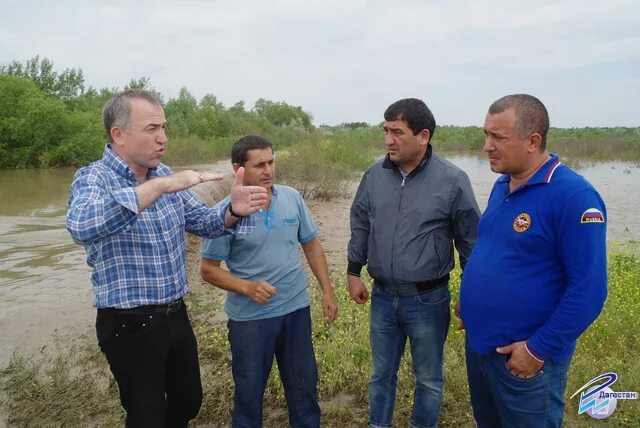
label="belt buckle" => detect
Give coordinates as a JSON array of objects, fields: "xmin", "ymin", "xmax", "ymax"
[{"xmin": 166, "ymin": 299, "xmax": 181, "ymax": 314}]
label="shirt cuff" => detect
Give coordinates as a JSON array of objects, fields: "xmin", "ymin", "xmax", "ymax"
[
  {"xmin": 525, "ymin": 340, "xmax": 545, "ymax": 363},
  {"xmin": 347, "ymin": 261, "xmax": 364, "ymax": 277},
  {"xmin": 111, "ymin": 187, "xmax": 139, "ymax": 214},
  {"xmin": 225, "ymin": 202, "xmax": 255, "ymax": 235}
]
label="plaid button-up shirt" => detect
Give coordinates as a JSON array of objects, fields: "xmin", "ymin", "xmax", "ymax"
[{"xmin": 66, "ymin": 145, "xmax": 254, "ymax": 308}]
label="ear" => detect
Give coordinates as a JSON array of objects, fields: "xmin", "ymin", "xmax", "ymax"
[
  {"xmin": 232, "ymin": 163, "xmax": 241, "ymax": 173},
  {"xmin": 110, "ymin": 126, "xmax": 126, "ymax": 147},
  {"xmin": 419, "ymin": 129, "xmax": 431, "ymax": 146},
  {"xmin": 527, "ymin": 133, "xmax": 543, "ymax": 153}
]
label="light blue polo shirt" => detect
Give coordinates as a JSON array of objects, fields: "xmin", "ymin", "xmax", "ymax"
[{"xmin": 202, "ymin": 184, "xmax": 318, "ymax": 321}]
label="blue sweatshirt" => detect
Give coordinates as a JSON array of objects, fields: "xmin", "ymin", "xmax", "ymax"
[{"xmin": 460, "ymin": 155, "xmax": 607, "ymax": 361}]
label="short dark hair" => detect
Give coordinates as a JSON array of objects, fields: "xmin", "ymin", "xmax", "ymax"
[
  {"xmin": 488, "ymin": 94, "xmax": 549, "ymax": 150},
  {"xmin": 102, "ymin": 89, "xmax": 162, "ymax": 143},
  {"xmin": 384, "ymin": 98, "xmax": 436, "ymax": 140},
  {"xmin": 231, "ymin": 135, "xmax": 273, "ymax": 165}
]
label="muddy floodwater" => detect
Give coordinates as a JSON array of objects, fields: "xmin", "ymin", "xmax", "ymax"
[{"xmin": 1, "ymin": 156, "xmax": 638, "ymax": 365}]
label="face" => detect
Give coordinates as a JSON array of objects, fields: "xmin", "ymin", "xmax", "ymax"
[
  {"xmin": 235, "ymin": 148, "xmax": 275, "ymax": 190},
  {"xmin": 483, "ymin": 108, "xmax": 534, "ymax": 175},
  {"xmin": 111, "ymin": 98, "xmax": 167, "ymax": 178},
  {"xmin": 383, "ymin": 120, "xmax": 429, "ymax": 170}
]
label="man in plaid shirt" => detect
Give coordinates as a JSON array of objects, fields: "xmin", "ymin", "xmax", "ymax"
[{"xmin": 66, "ymin": 89, "xmax": 267, "ymax": 427}]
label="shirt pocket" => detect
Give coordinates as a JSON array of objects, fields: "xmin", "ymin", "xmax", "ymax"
[{"xmin": 282, "ymin": 218, "xmax": 299, "ymax": 244}]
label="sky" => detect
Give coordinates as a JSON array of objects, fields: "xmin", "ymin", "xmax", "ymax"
[{"xmin": 1, "ymin": 0, "xmax": 639, "ymax": 127}]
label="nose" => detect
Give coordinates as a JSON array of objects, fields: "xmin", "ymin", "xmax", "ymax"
[
  {"xmin": 385, "ymin": 133, "xmax": 395, "ymax": 146},
  {"xmin": 157, "ymin": 129, "xmax": 168, "ymax": 145},
  {"xmin": 483, "ymin": 136, "xmax": 494, "ymax": 152}
]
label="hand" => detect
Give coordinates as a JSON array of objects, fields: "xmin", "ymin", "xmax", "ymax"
[
  {"xmin": 496, "ymin": 341, "xmax": 544, "ymax": 378},
  {"xmin": 347, "ymin": 275, "xmax": 369, "ymax": 304},
  {"xmin": 230, "ymin": 167, "xmax": 269, "ymax": 216},
  {"xmin": 321, "ymin": 287, "xmax": 338, "ymax": 322},
  {"xmin": 454, "ymin": 301, "xmax": 465, "ymax": 330},
  {"xmin": 160, "ymin": 170, "xmax": 224, "ymax": 193},
  {"xmin": 242, "ymin": 280, "xmax": 277, "ymax": 304}
]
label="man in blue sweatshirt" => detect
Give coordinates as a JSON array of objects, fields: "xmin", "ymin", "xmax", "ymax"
[{"xmin": 460, "ymin": 94, "xmax": 607, "ymax": 428}]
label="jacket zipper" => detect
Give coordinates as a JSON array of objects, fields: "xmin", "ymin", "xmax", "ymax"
[{"xmin": 391, "ymin": 173, "xmax": 406, "ymax": 281}]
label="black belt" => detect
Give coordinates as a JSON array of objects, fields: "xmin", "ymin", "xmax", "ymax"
[
  {"xmin": 99, "ymin": 298, "xmax": 184, "ymax": 315},
  {"xmin": 374, "ymin": 273, "xmax": 450, "ymax": 295}
]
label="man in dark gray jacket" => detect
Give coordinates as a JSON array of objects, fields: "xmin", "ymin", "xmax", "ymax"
[{"xmin": 347, "ymin": 98, "xmax": 480, "ymax": 428}]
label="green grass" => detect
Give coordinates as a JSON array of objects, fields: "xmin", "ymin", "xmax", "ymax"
[{"xmin": 2, "ymin": 249, "xmax": 638, "ymax": 427}]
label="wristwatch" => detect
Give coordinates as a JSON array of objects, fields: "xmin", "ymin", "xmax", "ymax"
[{"xmin": 228, "ymin": 203, "xmax": 243, "ymax": 218}]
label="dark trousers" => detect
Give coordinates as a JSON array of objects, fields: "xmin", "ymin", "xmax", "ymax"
[
  {"xmin": 228, "ymin": 306, "xmax": 320, "ymax": 428},
  {"xmin": 465, "ymin": 340, "xmax": 570, "ymax": 428},
  {"xmin": 96, "ymin": 303, "xmax": 203, "ymax": 428}
]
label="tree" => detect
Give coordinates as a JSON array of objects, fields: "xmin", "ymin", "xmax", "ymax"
[
  {"xmin": 229, "ymin": 100, "xmax": 246, "ymax": 113},
  {"xmin": 0, "ymin": 55, "xmax": 85, "ymax": 101},
  {"xmin": 339, "ymin": 122, "xmax": 370, "ymax": 130},
  {"xmin": 164, "ymin": 88, "xmax": 198, "ymax": 136},
  {"xmin": 0, "ymin": 75, "xmax": 70, "ymax": 167},
  {"xmin": 253, "ymin": 98, "xmax": 313, "ymax": 131},
  {"xmin": 125, "ymin": 77, "xmax": 164, "ymax": 104}
]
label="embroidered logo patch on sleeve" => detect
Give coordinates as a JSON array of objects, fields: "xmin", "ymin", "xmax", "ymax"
[
  {"xmin": 513, "ymin": 213, "xmax": 531, "ymax": 232},
  {"xmin": 581, "ymin": 208, "xmax": 605, "ymax": 224}
]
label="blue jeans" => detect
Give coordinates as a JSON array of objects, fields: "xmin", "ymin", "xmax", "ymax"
[
  {"xmin": 227, "ymin": 306, "xmax": 320, "ymax": 428},
  {"xmin": 368, "ymin": 285, "xmax": 451, "ymax": 428},
  {"xmin": 465, "ymin": 340, "xmax": 571, "ymax": 428}
]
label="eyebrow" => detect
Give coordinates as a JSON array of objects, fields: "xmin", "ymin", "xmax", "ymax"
[
  {"xmin": 484, "ymin": 128, "xmax": 506, "ymax": 138},
  {"xmin": 144, "ymin": 121, "xmax": 167, "ymax": 130},
  {"xmin": 253, "ymin": 158, "xmax": 275, "ymax": 166},
  {"xmin": 383, "ymin": 125, "xmax": 404, "ymax": 133}
]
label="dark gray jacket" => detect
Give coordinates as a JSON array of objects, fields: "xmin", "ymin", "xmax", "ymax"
[{"xmin": 348, "ymin": 147, "xmax": 480, "ymax": 290}]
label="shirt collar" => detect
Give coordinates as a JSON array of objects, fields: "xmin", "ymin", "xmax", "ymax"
[
  {"xmin": 102, "ymin": 144, "xmax": 159, "ymax": 181},
  {"xmin": 256, "ymin": 184, "xmax": 278, "ymax": 221},
  {"xmin": 382, "ymin": 144, "xmax": 433, "ymax": 174},
  {"xmin": 497, "ymin": 153, "xmax": 562, "ymax": 186}
]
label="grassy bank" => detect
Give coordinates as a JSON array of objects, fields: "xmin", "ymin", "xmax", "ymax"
[
  {"xmin": 164, "ymin": 125, "xmax": 640, "ymax": 167},
  {"xmin": 2, "ymin": 249, "xmax": 638, "ymax": 427},
  {"xmin": 165, "ymin": 126, "xmax": 384, "ymax": 200},
  {"xmin": 432, "ymin": 126, "xmax": 640, "ymax": 163}
]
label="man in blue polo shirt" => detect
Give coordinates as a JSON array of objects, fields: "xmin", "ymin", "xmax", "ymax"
[
  {"xmin": 200, "ymin": 135, "xmax": 338, "ymax": 428},
  {"xmin": 459, "ymin": 94, "xmax": 607, "ymax": 427}
]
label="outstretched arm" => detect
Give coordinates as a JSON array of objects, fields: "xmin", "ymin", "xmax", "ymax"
[{"xmin": 136, "ymin": 170, "xmax": 224, "ymax": 211}]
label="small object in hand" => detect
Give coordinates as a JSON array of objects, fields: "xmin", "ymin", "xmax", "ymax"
[{"xmin": 198, "ymin": 173, "xmax": 205, "ymax": 183}]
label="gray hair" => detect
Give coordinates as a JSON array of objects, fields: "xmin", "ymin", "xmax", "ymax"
[
  {"xmin": 488, "ymin": 94, "xmax": 549, "ymax": 150},
  {"xmin": 102, "ymin": 89, "xmax": 162, "ymax": 143}
]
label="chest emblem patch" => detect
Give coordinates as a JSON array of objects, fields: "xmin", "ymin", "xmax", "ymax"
[
  {"xmin": 581, "ymin": 208, "xmax": 605, "ymax": 223},
  {"xmin": 513, "ymin": 213, "xmax": 531, "ymax": 232}
]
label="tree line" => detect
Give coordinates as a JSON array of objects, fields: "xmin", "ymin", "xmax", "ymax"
[
  {"xmin": 1, "ymin": 56, "xmax": 639, "ymax": 169},
  {"xmin": 0, "ymin": 56, "xmax": 316, "ymax": 168}
]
